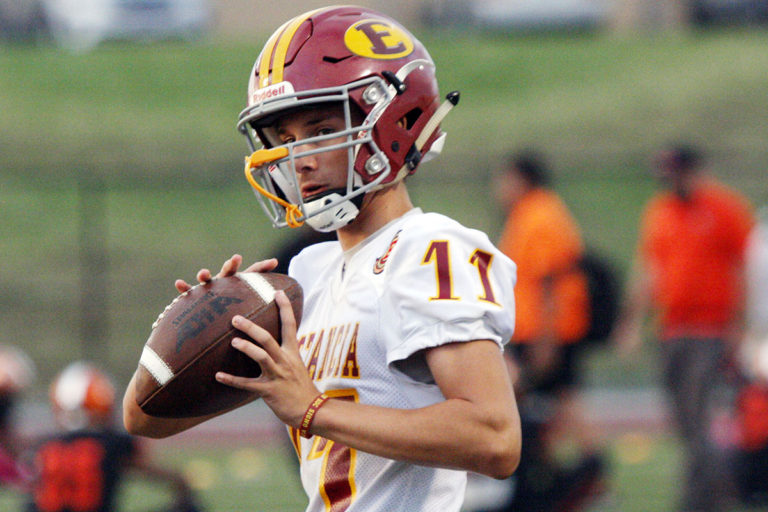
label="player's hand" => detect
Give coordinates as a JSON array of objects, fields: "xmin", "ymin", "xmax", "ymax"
[
  {"xmin": 215, "ymin": 290, "xmax": 319, "ymax": 429},
  {"xmin": 174, "ymin": 254, "xmax": 279, "ymax": 293}
]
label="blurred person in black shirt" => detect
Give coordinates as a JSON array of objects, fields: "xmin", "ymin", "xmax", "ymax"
[{"xmin": 25, "ymin": 361, "xmax": 199, "ymax": 512}]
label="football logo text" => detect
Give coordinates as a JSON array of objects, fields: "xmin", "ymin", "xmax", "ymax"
[{"xmin": 175, "ymin": 294, "xmax": 244, "ymax": 352}]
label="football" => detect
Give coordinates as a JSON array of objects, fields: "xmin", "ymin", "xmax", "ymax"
[{"xmin": 134, "ymin": 272, "xmax": 303, "ymax": 418}]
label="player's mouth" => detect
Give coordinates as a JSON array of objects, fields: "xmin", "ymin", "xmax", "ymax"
[{"xmin": 301, "ymin": 183, "xmax": 327, "ymax": 200}]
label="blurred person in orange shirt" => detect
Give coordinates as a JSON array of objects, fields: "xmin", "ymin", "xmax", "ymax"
[
  {"xmin": 495, "ymin": 151, "xmax": 604, "ymax": 499},
  {"xmin": 612, "ymin": 143, "xmax": 754, "ymax": 512}
]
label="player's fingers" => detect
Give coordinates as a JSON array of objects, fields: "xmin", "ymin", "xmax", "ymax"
[
  {"xmin": 217, "ymin": 254, "xmax": 243, "ymax": 278},
  {"xmin": 215, "ymin": 371, "xmax": 262, "ymax": 392},
  {"xmin": 175, "ymin": 279, "xmax": 193, "ymax": 293},
  {"xmin": 243, "ymin": 258, "xmax": 279, "ymax": 274},
  {"xmin": 196, "ymin": 268, "xmax": 212, "ymax": 283},
  {"xmin": 231, "ymin": 316, "xmax": 281, "ymax": 359},
  {"xmin": 275, "ymin": 290, "xmax": 298, "ymax": 352},
  {"xmin": 228, "ymin": 335, "xmax": 280, "ymax": 377}
]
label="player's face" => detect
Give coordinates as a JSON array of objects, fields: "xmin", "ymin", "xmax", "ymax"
[{"xmin": 274, "ymin": 105, "xmax": 353, "ymax": 201}]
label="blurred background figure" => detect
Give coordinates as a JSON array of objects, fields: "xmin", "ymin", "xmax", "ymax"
[
  {"xmin": 740, "ymin": 206, "xmax": 768, "ymax": 386},
  {"xmin": 24, "ymin": 361, "xmax": 199, "ymax": 512},
  {"xmin": 0, "ymin": 345, "xmax": 36, "ymax": 490},
  {"xmin": 731, "ymin": 205, "xmax": 768, "ymax": 507},
  {"xmin": 491, "ymin": 150, "xmax": 606, "ymax": 510},
  {"xmin": 612, "ymin": 143, "xmax": 755, "ymax": 512},
  {"xmin": 0, "ymin": 0, "xmax": 210, "ymax": 50}
]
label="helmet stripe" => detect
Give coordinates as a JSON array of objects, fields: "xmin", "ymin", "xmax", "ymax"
[
  {"xmin": 271, "ymin": 7, "xmax": 329, "ymax": 85},
  {"xmin": 258, "ymin": 19, "xmax": 290, "ymax": 88}
]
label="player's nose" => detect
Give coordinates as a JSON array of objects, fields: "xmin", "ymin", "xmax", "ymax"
[{"xmin": 294, "ymin": 145, "xmax": 320, "ymax": 174}]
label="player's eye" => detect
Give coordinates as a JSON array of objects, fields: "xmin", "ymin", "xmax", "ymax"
[{"xmin": 316, "ymin": 126, "xmax": 338, "ymax": 137}]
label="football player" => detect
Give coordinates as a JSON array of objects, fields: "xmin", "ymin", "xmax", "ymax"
[
  {"xmin": 123, "ymin": 6, "xmax": 522, "ymax": 511},
  {"xmin": 26, "ymin": 362, "xmax": 198, "ymax": 512},
  {"xmin": 0, "ymin": 345, "xmax": 35, "ymax": 489}
]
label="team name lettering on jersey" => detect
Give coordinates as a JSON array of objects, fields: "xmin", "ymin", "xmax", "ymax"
[{"xmin": 298, "ymin": 323, "xmax": 360, "ymax": 380}]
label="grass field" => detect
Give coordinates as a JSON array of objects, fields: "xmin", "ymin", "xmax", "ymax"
[
  {"xmin": 2, "ymin": 432, "xmax": 764, "ymax": 512},
  {"xmin": 0, "ymin": 441, "xmax": 308, "ymax": 511},
  {"xmin": 2, "ymin": 26, "xmax": 768, "ymax": 511},
  {"xmin": 0, "ymin": 432, "xmax": 695, "ymax": 512}
]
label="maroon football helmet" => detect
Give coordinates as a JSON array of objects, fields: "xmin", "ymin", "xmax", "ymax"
[{"xmin": 237, "ymin": 5, "xmax": 459, "ymax": 231}]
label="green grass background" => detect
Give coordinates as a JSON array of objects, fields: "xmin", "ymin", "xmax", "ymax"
[
  {"xmin": 2, "ymin": 27, "xmax": 768, "ymax": 511},
  {"xmin": 2, "ymin": 432, "xmax": 764, "ymax": 512}
]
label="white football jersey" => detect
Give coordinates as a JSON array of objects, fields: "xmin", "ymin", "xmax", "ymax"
[{"xmin": 287, "ymin": 208, "xmax": 517, "ymax": 512}]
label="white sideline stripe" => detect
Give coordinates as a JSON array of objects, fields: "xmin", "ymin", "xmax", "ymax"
[
  {"xmin": 237, "ymin": 272, "xmax": 276, "ymax": 303},
  {"xmin": 139, "ymin": 346, "xmax": 174, "ymax": 385}
]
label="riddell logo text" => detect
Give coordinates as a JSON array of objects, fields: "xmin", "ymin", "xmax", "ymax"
[{"xmin": 251, "ymin": 83, "xmax": 290, "ymax": 104}]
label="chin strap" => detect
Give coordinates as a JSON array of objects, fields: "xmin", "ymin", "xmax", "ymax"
[
  {"xmin": 417, "ymin": 91, "xmax": 460, "ymax": 154},
  {"xmin": 244, "ymin": 147, "xmax": 304, "ymax": 228},
  {"xmin": 388, "ymin": 91, "xmax": 461, "ymax": 186}
]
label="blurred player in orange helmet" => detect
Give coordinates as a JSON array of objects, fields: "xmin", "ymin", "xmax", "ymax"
[
  {"xmin": 48, "ymin": 361, "xmax": 116, "ymax": 430},
  {"xmin": 25, "ymin": 361, "xmax": 199, "ymax": 512},
  {"xmin": 0, "ymin": 344, "xmax": 35, "ymax": 489}
]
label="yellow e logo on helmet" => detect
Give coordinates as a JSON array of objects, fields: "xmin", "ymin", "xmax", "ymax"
[{"xmin": 344, "ymin": 19, "xmax": 414, "ymax": 60}]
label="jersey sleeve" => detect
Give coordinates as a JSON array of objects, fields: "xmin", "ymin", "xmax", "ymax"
[{"xmin": 380, "ymin": 214, "xmax": 517, "ymax": 371}]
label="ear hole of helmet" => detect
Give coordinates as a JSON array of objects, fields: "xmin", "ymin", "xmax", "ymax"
[{"xmin": 401, "ymin": 107, "xmax": 423, "ymax": 130}]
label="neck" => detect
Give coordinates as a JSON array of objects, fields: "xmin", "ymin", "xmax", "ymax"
[
  {"xmin": 670, "ymin": 171, "xmax": 701, "ymax": 201},
  {"xmin": 336, "ymin": 182, "xmax": 413, "ymax": 251}
]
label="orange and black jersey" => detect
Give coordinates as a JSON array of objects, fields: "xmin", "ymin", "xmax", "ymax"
[{"xmin": 26, "ymin": 429, "xmax": 135, "ymax": 512}]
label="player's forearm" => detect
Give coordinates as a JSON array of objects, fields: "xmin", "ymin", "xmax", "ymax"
[
  {"xmin": 122, "ymin": 372, "xmax": 216, "ymax": 438},
  {"xmin": 309, "ymin": 395, "xmax": 521, "ymax": 479}
]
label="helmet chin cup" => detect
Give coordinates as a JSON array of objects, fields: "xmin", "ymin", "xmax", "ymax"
[{"xmin": 304, "ymin": 192, "xmax": 361, "ymax": 232}]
